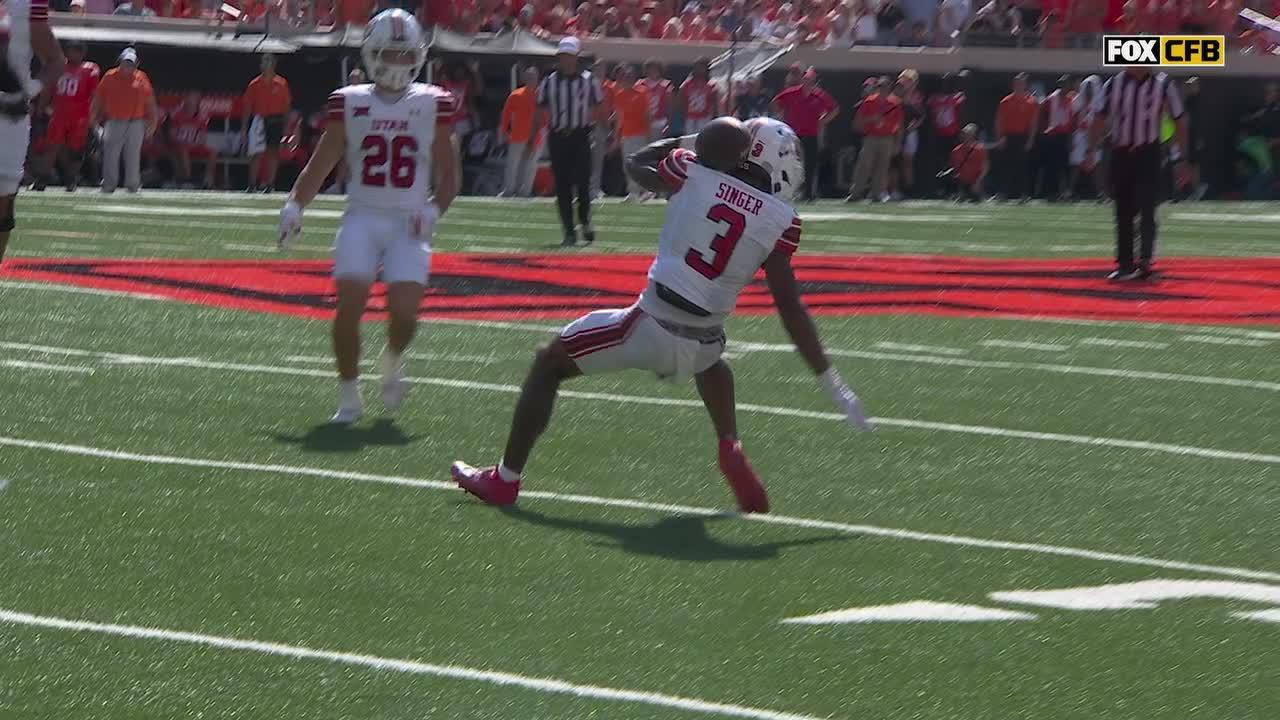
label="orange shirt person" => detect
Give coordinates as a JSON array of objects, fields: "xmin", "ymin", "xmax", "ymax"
[
  {"xmin": 90, "ymin": 47, "xmax": 158, "ymax": 194},
  {"xmin": 609, "ymin": 64, "xmax": 650, "ymax": 200},
  {"xmin": 499, "ymin": 67, "xmax": 544, "ymax": 197},
  {"xmin": 241, "ymin": 54, "xmax": 293, "ymax": 192},
  {"xmin": 995, "ymin": 72, "xmax": 1039, "ymax": 200}
]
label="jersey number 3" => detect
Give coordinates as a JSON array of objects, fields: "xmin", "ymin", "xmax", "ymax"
[
  {"xmin": 685, "ymin": 203, "xmax": 746, "ymax": 280},
  {"xmin": 361, "ymin": 135, "xmax": 418, "ymax": 189}
]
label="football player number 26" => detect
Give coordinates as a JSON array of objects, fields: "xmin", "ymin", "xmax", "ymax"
[
  {"xmin": 685, "ymin": 203, "xmax": 745, "ymax": 279},
  {"xmin": 360, "ymin": 135, "xmax": 417, "ymax": 188}
]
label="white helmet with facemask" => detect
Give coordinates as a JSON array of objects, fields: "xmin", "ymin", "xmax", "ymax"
[
  {"xmin": 743, "ymin": 117, "xmax": 805, "ymax": 202},
  {"xmin": 361, "ymin": 9, "xmax": 427, "ymax": 93}
]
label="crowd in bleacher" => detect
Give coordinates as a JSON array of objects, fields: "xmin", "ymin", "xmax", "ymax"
[{"xmin": 52, "ymin": 0, "xmax": 1280, "ymax": 52}]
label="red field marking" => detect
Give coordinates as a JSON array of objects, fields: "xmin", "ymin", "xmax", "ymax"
[{"xmin": 4, "ymin": 254, "xmax": 1278, "ymax": 325}]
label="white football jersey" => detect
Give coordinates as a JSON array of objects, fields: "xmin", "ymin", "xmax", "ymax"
[
  {"xmin": 326, "ymin": 82, "xmax": 458, "ymax": 213},
  {"xmin": 638, "ymin": 148, "xmax": 801, "ymax": 327},
  {"xmin": 0, "ymin": 0, "xmax": 47, "ymax": 96}
]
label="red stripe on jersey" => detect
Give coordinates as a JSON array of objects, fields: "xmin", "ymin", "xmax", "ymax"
[
  {"xmin": 436, "ymin": 93, "xmax": 459, "ymax": 125},
  {"xmin": 658, "ymin": 160, "xmax": 686, "ymax": 191},
  {"xmin": 326, "ymin": 92, "xmax": 345, "ymax": 122},
  {"xmin": 30, "ymin": 0, "xmax": 49, "ymax": 21},
  {"xmin": 562, "ymin": 308, "xmax": 642, "ymax": 356}
]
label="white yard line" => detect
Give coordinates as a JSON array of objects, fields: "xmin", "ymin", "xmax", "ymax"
[
  {"xmin": 872, "ymin": 342, "xmax": 967, "ymax": 356},
  {"xmin": 286, "ymin": 352, "xmax": 503, "ymax": 366},
  {"xmin": 981, "ymin": 340, "xmax": 1071, "ymax": 352},
  {"xmin": 0, "ymin": 359, "xmax": 94, "ymax": 374},
  {"xmin": 0, "ymin": 608, "xmax": 823, "ymax": 720},
  {"xmin": 1079, "ymin": 338, "xmax": 1171, "ymax": 350},
  {"xmin": 728, "ymin": 341, "xmax": 1280, "ymax": 393},
  {"xmin": 0, "ymin": 280, "xmax": 170, "ymax": 302},
  {"xmin": 47, "ymin": 242, "xmax": 100, "ymax": 252},
  {"xmin": 1, "ymin": 434, "xmax": 1277, "ymax": 582},
  {"xmin": 2, "ymin": 340, "xmax": 1278, "ymax": 466},
  {"xmin": 1180, "ymin": 334, "xmax": 1271, "ymax": 348}
]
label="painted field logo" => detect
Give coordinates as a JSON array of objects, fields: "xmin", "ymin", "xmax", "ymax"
[{"xmin": 1103, "ymin": 35, "xmax": 1226, "ymax": 67}]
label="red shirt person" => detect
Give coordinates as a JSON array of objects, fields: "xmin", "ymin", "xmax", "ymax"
[
  {"xmin": 40, "ymin": 41, "xmax": 99, "ymax": 190},
  {"xmin": 638, "ymin": 59, "xmax": 673, "ymax": 138},
  {"xmin": 677, "ymin": 57, "xmax": 720, "ymax": 133},
  {"xmin": 168, "ymin": 92, "xmax": 216, "ymax": 189},
  {"xmin": 771, "ymin": 67, "xmax": 839, "ymax": 200}
]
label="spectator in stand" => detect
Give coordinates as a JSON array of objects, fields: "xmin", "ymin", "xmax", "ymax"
[
  {"xmin": 676, "ymin": 57, "xmax": 720, "ymax": 135},
  {"xmin": 638, "ymin": 59, "xmax": 673, "ymax": 139},
  {"xmin": 772, "ymin": 67, "xmax": 839, "ymax": 201},
  {"xmin": 601, "ymin": 6, "xmax": 631, "ymax": 36},
  {"xmin": 36, "ymin": 40, "xmax": 99, "ymax": 192},
  {"xmin": 941, "ymin": 123, "xmax": 989, "ymax": 200},
  {"xmin": 1037, "ymin": 74, "xmax": 1075, "ymax": 200},
  {"xmin": 965, "ymin": 0, "xmax": 1021, "ymax": 45},
  {"xmin": 113, "ymin": 0, "xmax": 155, "ymax": 14},
  {"xmin": 877, "ymin": 0, "xmax": 909, "ymax": 42},
  {"xmin": 935, "ymin": 0, "xmax": 971, "ymax": 45},
  {"xmin": 661, "ymin": 17, "xmax": 683, "ymax": 38},
  {"xmin": 900, "ymin": 19, "xmax": 931, "ymax": 44},
  {"xmin": 68, "ymin": 0, "xmax": 86, "ymax": 14},
  {"xmin": 610, "ymin": 64, "xmax": 651, "ymax": 201},
  {"xmin": 824, "ymin": 7, "xmax": 857, "ymax": 47},
  {"xmin": 851, "ymin": 0, "xmax": 879, "ymax": 42},
  {"xmin": 629, "ymin": 12, "xmax": 655, "ymax": 37},
  {"xmin": 995, "ymin": 72, "xmax": 1038, "ymax": 201},
  {"xmin": 733, "ymin": 75, "xmax": 770, "ymax": 120},
  {"xmin": 901, "ymin": 0, "xmax": 941, "ymax": 36},
  {"xmin": 90, "ymin": 48, "xmax": 157, "ymax": 195},
  {"xmin": 565, "ymin": 1, "xmax": 598, "ymax": 35},
  {"xmin": 1069, "ymin": 0, "xmax": 1107, "ymax": 46},
  {"xmin": 169, "ymin": 92, "xmax": 216, "ymax": 189},
  {"xmin": 928, "ymin": 71, "xmax": 966, "ymax": 184},
  {"xmin": 649, "ymin": 0, "xmax": 677, "ymax": 34},
  {"xmin": 847, "ymin": 76, "xmax": 903, "ymax": 202},
  {"xmin": 499, "ymin": 66, "xmax": 543, "ymax": 198},
  {"xmin": 241, "ymin": 54, "xmax": 292, "ymax": 193}
]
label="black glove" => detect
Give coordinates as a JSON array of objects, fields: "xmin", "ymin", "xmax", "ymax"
[{"xmin": 0, "ymin": 92, "xmax": 30, "ymax": 119}]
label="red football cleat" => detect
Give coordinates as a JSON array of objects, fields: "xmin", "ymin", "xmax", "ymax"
[
  {"xmin": 718, "ymin": 440, "xmax": 769, "ymax": 514},
  {"xmin": 452, "ymin": 461, "xmax": 521, "ymax": 506}
]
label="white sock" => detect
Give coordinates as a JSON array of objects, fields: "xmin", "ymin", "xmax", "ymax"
[
  {"xmin": 383, "ymin": 350, "xmax": 403, "ymax": 376},
  {"xmin": 497, "ymin": 462, "xmax": 522, "ymax": 484},
  {"xmin": 339, "ymin": 379, "xmax": 362, "ymax": 408}
]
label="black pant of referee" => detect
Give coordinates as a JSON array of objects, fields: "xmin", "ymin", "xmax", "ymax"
[
  {"xmin": 1109, "ymin": 143, "xmax": 1161, "ymax": 277},
  {"xmin": 549, "ymin": 128, "xmax": 594, "ymax": 246}
]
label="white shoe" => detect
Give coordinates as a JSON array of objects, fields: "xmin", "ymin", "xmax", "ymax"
[
  {"xmin": 382, "ymin": 353, "xmax": 407, "ymax": 414},
  {"xmin": 623, "ymin": 193, "xmax": 636, "ymax": 203},
  {"xmin": 330, "ymin": 380, "xmax": 363, "ymax": 425},
  {"xmin": 877, "ymin": 193, "xmax": 892, "ymax": 203},
  {"xmin": 330, "ymin": 405, "xmax": 363, "ymax": 425},
  {"xmin": 638, "ymin": 192, "xmax": 652, "ymax": 203}
]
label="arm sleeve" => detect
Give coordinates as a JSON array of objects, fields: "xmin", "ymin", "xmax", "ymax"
[
  {"xmin": 657, "ymin": 147, "xmax": 694, "ymax": 191},
  {"xmin": 326, "ymin": 90, "xmax": 344, "ymax": 123},
  {"xmin": 775, "ymin": 215, "xmax": 801, "ymax": 256}
]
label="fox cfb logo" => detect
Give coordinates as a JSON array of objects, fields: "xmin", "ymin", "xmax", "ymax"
[{"xmin": 1103, "ymin": 35, "xmax": 1226, "ymax": 67}]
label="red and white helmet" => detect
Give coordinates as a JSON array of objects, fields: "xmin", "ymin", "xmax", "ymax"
[
  {"xmin": 361, "ymin": 9, "xmax": 427, "ymax": 93},
  {"xmin": 744, "ymin": 117, "xmax": 804, "ymax": 202}
]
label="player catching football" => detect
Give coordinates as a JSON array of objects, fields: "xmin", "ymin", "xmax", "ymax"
[
  {"xmin": 452, "ymin": 116, "xmax": 871, "ymax": 514},
  {"xmin": 278, "ymin": 9, "xmax": 459, "ymax": 425}
]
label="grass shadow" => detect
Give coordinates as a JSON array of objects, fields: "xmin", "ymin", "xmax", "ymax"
[
  {"xmin": 271, "ymin": 418, "xmax": 417, "ymax": 453},
  {"xmin": 498, "ymin": 506, "xmax": 847, "ymax": 562}
]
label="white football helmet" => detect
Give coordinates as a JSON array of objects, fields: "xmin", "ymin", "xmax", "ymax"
[
  {"xmin": 743, "ymin": 118, "xmax": 804, "ymax": 202},
  {"xmin": 361, "ymin": 9, "xmax": 427, "ymax": 93}
]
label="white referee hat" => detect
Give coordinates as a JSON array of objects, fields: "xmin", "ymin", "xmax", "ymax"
[{"xmin": 557, "ymin": 37, "xmax": 581, "ymax": 56}]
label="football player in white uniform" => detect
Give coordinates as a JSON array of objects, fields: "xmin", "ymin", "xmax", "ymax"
[
  {"xmin": 0, "ymin": 0, "xmax": 63, "ymax": 264},
  {"xmin": 279, "ymin": 9, "xmax": 459, "ymax": 425},
  {"xmin": 452, "ymin": 117, "xmax": 870, "ymax": 513}
]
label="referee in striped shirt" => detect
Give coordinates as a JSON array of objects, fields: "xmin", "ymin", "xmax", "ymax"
[
  {"xmin": 538, "ymin": 37, "xmax": 604, "ymax": 246},
  {"xmin": 1091, "ymin": 67, "xmax": 1187, "ymax": 281}
]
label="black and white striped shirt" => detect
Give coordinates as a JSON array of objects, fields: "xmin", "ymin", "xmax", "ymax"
[
  {"xmin": 536, "ymin": 69, "xmax": 603, "ymax": 131},
  {"xmin": 1098, "ymin": 71, "xmax": 1184, "ymax": 149}
]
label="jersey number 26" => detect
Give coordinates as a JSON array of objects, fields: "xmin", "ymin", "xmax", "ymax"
[
  {"xmin": 685, "ymin": 203, "xmax": 746, "ymax": 280},
  {"xmin": 360, "ymin": 135, "xmax": 418, "ymax": 189}
]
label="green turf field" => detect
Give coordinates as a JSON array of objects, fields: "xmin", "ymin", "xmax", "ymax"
[{"xmin": 0, "ymin": 192, "xmax": 1276, "ymax": 719}]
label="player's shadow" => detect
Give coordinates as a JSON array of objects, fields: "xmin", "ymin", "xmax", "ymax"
[
  {"xmin": 271, "ymin": 419, "xmax": 418, "ymax": 453},
  {"xmin": 498, "ymin": 507, "xmax": 846, "ymax": 562}
]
